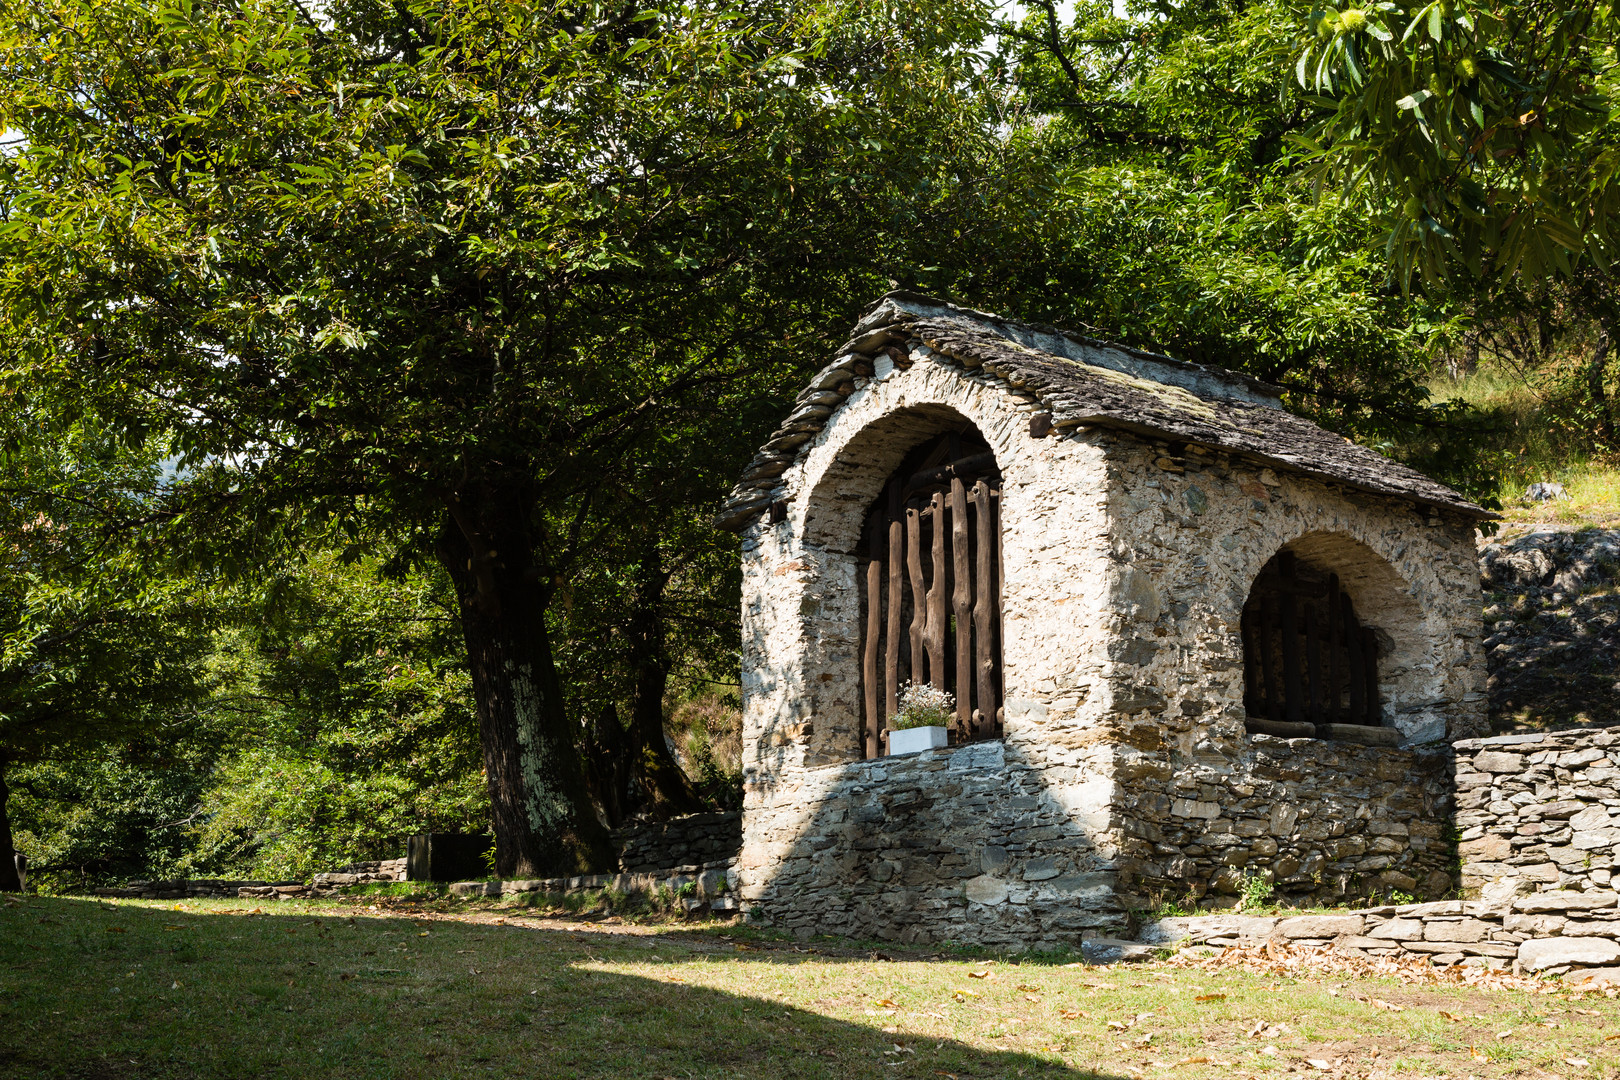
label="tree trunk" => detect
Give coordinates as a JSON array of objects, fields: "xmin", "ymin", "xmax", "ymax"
[
  {"xmin": 0, "ymin": 759, "xmax": 21, "ymax": 892},
  {"xmin": 626, "ymin": 546, "xmax": 702, "ymax": 818},
  {"xmin": 437, "ymin": 489, "xmax": 614, "ymax": 879}
]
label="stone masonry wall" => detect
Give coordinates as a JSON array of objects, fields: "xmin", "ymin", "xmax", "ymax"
[
  {"xmin": 1109, "ymin": 734, "xmax": 1456, "ymax": 907},
  {"xmin": 1456, "ymin": 730, "xmax": 1620, "ymax": 894},
  {"xmin": 737, "ymin": 740, "xmax": 1117, "ymax": 951},
  {"xmin": 736, "ymin": 352, "xmax": 1130, "ymax": 943},
  {"xmin": 612, "ymin": 811, "xmax": 741, "ymax": 874},
  {"xmin": 1140, "ymin": 889, "xmax": 1620, "ymax": 979}
]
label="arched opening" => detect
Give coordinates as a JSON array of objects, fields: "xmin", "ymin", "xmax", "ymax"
[
  {"xmin": 1240, "ymin": 534, "xmax": 1435, "ymax": 743},
  {"xmin": 856, "ymin": 427, "xmax": 1003, "ymax": 758}
]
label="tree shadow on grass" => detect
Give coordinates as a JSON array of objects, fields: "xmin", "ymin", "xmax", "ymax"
[{"xmin": 0, "ymin": 896, "xmax": 1136, "ymax": 1080}]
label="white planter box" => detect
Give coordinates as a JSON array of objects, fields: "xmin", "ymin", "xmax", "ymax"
[{"xmin": 888, "ymin": 726, "xmax": 949, "ymax": 756}]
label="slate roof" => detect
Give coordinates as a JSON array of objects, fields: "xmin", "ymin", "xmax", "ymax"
[{"xmin": 715, "ymin": 293, "xmax": 1490, "ymax": 531}]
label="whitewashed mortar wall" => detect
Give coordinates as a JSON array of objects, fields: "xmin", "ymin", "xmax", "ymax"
[{"xmin": 734, "ymin": 351, "xmax": 1486, "ymax": 946}]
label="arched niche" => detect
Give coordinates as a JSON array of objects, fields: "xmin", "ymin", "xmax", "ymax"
[
  {"xmin": 1240, "ymin": 531, "xmax": 1440, "ymax": 743},
  {"xmin": 797, "ymin": 405, "xmax": 1005, "ymax": 762}
]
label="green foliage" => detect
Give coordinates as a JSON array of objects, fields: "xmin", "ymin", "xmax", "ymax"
[
  {"xmin": 1241, "ymin": 872, "xmax": 1276, "ymax": 911},
  {"xmin": 1293, "ymin": 0, "xmax": 1620, "ymax": 287},
  {"xmin": 982, "ymin": 0, "xmax": 1472, "ymax": 459},
  {"xmin": 9, "ymin": 744, "xmax": 215, "ymax": 892},
  {"xmin": 189, "ymin": 554, "xmax": 486, "ymax": 880}
]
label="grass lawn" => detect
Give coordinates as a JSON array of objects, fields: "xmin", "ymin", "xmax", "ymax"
[{"xmin": 5, "ymin": 893, "xmax": 1620, "ymax": 1079}]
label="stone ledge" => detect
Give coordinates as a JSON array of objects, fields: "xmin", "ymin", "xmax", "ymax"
[{"xmin": 1135, "ymin": 888, "xmax": 1620, "ymax": 974}]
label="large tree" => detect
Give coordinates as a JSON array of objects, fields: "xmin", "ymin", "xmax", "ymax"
[
  {"xmin": 0, "ymin": 0, "xmax": 1018, "ymax": 874},
  {"xmin": 1291, "ymin": 0, "xmax": 1620, "ymax": 288},
  {"xmin": 0, "ymin": 416, "xmax": 209, "ymax": 891}
]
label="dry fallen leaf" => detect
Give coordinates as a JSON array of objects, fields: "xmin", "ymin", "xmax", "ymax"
[
  {"xmin": 1469, "ymin": 1047, "xmax": 1489, "ymax": 1062},
  {"xmin": 874, "ymin": 998, "xmax": 896, "ymax": 1008},
  {"xmin": 1370, "ymin": 998, "xmax": 1403, "ymax": 1012},
  {"xmin": 1566, "ymin": 1058, "xmax": 1590, "ymax": 1067},
  {"xmin": 1306, "ymin": 1060, "xmax": 1332, "ymax": 1071},
  {"xmin": 1060, "ymin": 1009, "xmax": 1089, "ymax": 1020},
  {"xmin": 1496, "ymin": 1030, "xmax": 1513, "ymax": 1039},
  {"xmin": 1016, "ymin": 984, "xmax": 1040, "ymax": 993},
  {"xmin": 1438, "ymin": 1011, "xmax": 1461, "ymax": 1023},
  {"xmin": 1194, "ymin": 993, "xmax": 1226, "ymax": 1003},
  {"xmin": 968, "ymin": 971, "xmax": 990, "ymax": 980}
]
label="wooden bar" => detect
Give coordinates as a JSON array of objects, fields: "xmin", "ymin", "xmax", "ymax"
[
  {"xmin": 951, "ymin": 476, "xmax": 973, "ymax": 735},
  {"xmin": 1345, "ymin": 596, "xmax": 1366, "ymax": 723},
  {"xmin": 885, "ymin": 488, "xmax": 903, "ymax": 721},
  {"xmin": 1259, "ymin": 596, "xmax": 1282, "ymax": 724},
  {"xmin": 1362, "ymin": 627, "xmax": 1381, "ymax": 725},
  {"xmin": 1327, "ymin": 575, "xmax": 1342, "ymax": 723},
  {"xmin": 926, "ymin": 492, "xmax": 947, "ymax": 690},
  {"xmin": 906, "ymin": 504, "xmax": 926, "ymax": 685},
  {"xmin": 864, "ymin": 527, "xmax": 883, "ymax": 759},
  {"xmin": 1279, "ymin": 593, "xmax": 1303, "ymax": 724},
  {"xmin": 972, "ymin": 480, "xmax": 996, "ymax": 740}
]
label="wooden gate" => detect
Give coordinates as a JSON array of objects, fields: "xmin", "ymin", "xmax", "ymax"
[
  {"xmin": 1241, "ymin": 551, "xmax": 1382, "ymax": 734},
  {"xmin": 858, "ymin": 434, "xmax": 1003, "ymax": 758}
]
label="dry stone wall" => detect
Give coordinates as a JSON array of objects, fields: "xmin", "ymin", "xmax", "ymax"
[
  {"xmin": 1456, "ymin": 731, "xmax": 1620, "ymax": 894},
  {"xmin": 736, "ymin": 740, "xmax": 1119, "ymax": 950},
  {"xmin": 612, "ymin": 811, "xmax": 740, "ymax": 873},
  {"xmin": 1107, "ymin": 734, "xmax": 1456, "ymax": 907},
  {"xmin": 1140, "ymin": 889, "xmax": 1620, "ymax": 979}
]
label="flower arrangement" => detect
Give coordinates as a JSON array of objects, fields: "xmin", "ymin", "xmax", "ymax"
[{"xmin": 889, "ymin": 680, "xmax": 955, "ymax": 731}]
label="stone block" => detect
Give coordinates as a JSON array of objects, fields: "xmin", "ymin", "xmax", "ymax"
[
  {"xmin": 1081, "ymin": 937, "xmax": 1158, "ymax": 964},
  {"xmin": 1459, "ymin": 835, "xmax": 1514, "ymax": 861},
  {"xmin": 1475, "ymin": 751, "xmax": 1526, "ymax": 773},
  {"xmin": 1422, "ymin": 919, "xmax": 1494, "ymax": 943},
  {"xmin": 1275, "ymin": 915, "xmax": 1364, "ymax": 939},
  {"xmin": 1514, "ymin": 891, "xmax": 1620, "ymax": 913},
  {"xmin": 1568, "ymin": 967, "xmax": 1620, "ymax": 989},
  {"xmin": 1518, "ymin": 936, "xmax": 1620, "ymax": 971},
  {"xmin": 963, "ymin": 875, "xmax": 1009, "ymax": 906},
  {"xmin": 1366, "ymin": 919, "xmax": 1425, "ymax": 941},
  {"xmin": 1569, "ymin": 806, "xmax": 1615, "ymax": 831},
  {"xmin": 1561, "ymin": 920, "xmax": 1620, "ymax": 938},
  {"xmin": 1405, "ymin": 940, "xmax": 1519, "ymax": 958}
]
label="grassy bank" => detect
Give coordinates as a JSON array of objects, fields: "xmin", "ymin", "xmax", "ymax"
[
  {"xmin": 1422, "ymin": 367, "xmax": 1620, "ymax": 526},
  {"xmin": 5, "ymin": 893, "xmax": 1620, "ymax": 1079}
]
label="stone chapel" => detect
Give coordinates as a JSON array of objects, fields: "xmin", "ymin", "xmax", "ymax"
[{"xmin": 715, "ymin": 293, "xmax": 1491, "ymax": 948}]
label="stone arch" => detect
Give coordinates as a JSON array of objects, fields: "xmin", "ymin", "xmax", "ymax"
[
  {"xmin": 783, "ymin": 364, "xmax": 1031, "ymax": 764},
  {"xmin": 1239, "ymin": 530, "xmax": 1442, "ymax": 741},
  {"xmin": 800, "ymin": 403, "xmax": 989, "ymax": 554}
]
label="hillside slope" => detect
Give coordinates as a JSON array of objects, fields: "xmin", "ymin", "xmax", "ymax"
[{"xmin": 1479, "ymin": 525, "xmax": 1620, "ymax": 732}]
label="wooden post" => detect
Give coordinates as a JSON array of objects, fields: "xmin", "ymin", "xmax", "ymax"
[
  {"xmin": 906, "ymin": 503, "xmax": 926, "ymax": 685},
  {"xmin": 864, "ymin": 526, "xmax": 883, "ymax": 760},
  {"xmin": 971, "ymin": 480, "xmax": 997, "ymax": 740},
  {"xmin": 951, "ymin": 477, "xmax": 973, "ymax": 736},
  {"xmin": 1327, "ymin": 575, "xmax": 1342, "ymax": 723},
  {"xmin": 926, "ymin": 491, "xmax": 947, "ymax": 689},
  {"xmin": 885, "ymin": 488, "xmax": 903, "ymax": 722}
]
